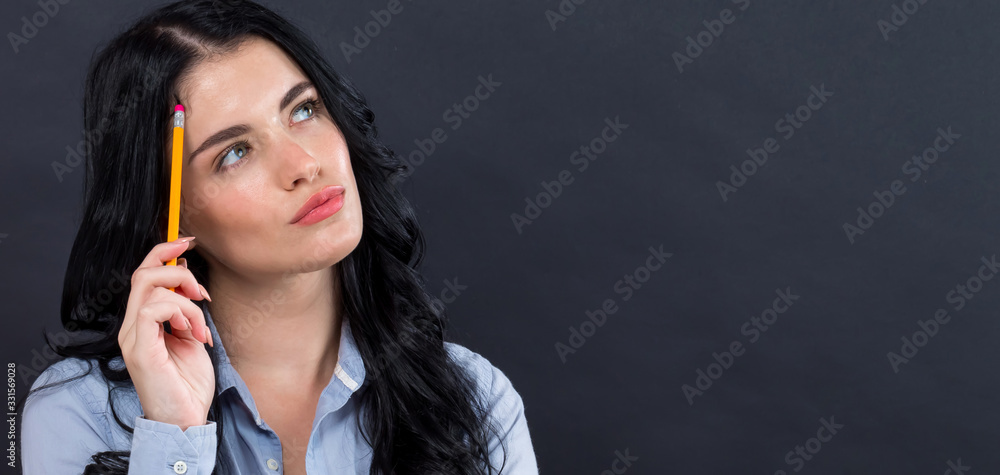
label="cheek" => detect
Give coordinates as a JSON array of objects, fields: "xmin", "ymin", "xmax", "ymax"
[
  {"xmin": 309, "ymin": 122, "xmax": 350, "ymax": 163},
  {"xmin": 180, "ymin": 174, "xmax": 260, "ymax": 229},
  {"xmin": 210, "ymin": 187, "xmax": 266, "ymax": 225},
  {"xmin": 179, "ymin": 174, "xmax": 223, "ymax": 224},
  {"xmin": 328, "ymin": 140, "xmax": 354, "ymax": 179}
]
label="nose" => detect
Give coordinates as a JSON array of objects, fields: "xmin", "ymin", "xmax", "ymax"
[{"xmin": 276, "ymin": 135, "xmax": 320, "ymax": 190}]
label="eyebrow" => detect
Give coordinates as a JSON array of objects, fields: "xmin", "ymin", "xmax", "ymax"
[{"xmin": 187, "ymin": 80, "xmax": 315, "ymax": 165}]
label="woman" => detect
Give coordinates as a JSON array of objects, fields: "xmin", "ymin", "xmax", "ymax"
[{"xmin": 19, "ymin": 1, "xmax": 538, "ymax": 473}]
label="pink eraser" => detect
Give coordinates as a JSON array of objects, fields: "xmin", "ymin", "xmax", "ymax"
[{"xmin": 175, "ymin": 104, "xmax": 184, "ymax": 112}]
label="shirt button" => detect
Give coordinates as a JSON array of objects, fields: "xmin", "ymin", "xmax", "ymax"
[
  {"xmin": 255, "ymin": 416, "xmax": 262, "ymax": 426},
  {"xmin": 266, "ymin": 458, "xmax": 279, "ymax": 470},
  {"xmin": 173, "ymin": 460, "xmax": 188, "ymax": 474}
]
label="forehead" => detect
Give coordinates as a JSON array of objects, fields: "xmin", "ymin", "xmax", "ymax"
[{"xmin": 177, "ymin": 37, "xmax": 308, "ymax": 120}]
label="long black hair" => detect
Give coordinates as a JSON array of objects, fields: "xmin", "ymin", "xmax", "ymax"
[{"xmin": 20, "ymin": 1, "xmax": 507, "ymax": 473}]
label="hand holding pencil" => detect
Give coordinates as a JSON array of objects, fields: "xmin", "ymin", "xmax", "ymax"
[{"xmin": 114, "ymin": 104, "xmax": 217, "ymax": 432}]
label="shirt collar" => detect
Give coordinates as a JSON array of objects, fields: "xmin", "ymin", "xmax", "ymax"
[{"xmin": 202, "ymin": 304, "xmax": 367, "ymax": 423}]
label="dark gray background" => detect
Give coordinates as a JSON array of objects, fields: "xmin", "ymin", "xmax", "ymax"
[{"xmin": 3, "ymin": 0, "xmax": 999, "ymax": 473}]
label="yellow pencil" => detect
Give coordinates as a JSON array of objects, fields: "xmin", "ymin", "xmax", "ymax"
[{"xmin": 167, "ymin": 104, "xmax": 184, "ymax": 289}]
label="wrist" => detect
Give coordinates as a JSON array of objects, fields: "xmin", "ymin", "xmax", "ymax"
[{"xmin": 142, "ymin": 412, "xmax": 208, "ymax": 431}]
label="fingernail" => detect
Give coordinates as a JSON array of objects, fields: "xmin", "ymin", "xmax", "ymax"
[
  {"xmin": 173, "ymin": 237, "xmax": 197, "ymax": 249},
  {"xmin": 206, "ymin": 327, "xmax": 214, "ymax": 348},
  {"xmin": 199, "ymin": 284, "xmax": 212, "ymax": 302},
  {"xmin": 178, "ymin": 258, "xmax": 188, "ymax": 269}
]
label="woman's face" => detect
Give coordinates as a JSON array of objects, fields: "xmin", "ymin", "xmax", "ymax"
[{"xmin": 172, "ymin": 37, "xmax": 363, "ymax": 281}]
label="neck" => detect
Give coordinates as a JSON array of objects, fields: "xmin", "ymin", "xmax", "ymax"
[{"xmin": 205, "ymin": 263, "xmax": 342, "ymax": 390}]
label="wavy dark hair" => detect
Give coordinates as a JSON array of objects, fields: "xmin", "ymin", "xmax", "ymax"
[{"xmin": 19, "ymin": 1, "xmax": 507, "ymax": 473}]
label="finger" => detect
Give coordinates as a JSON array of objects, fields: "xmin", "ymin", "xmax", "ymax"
[
  {"xmin": 168, "ymin": 317, "xmax": 212, "ymax": 348},
  {"xmin": 169, "ymin": 319, "xmax": 195, "ymax": 343},
  {"xmin": 131, "ymin": 264, "xmax": 204, "ymax": 304},
  {"xmin": 135, "ymin": 238, "xmax": 197, "ymax": 272},
  {"xmin": 146, "ymin": 287, "xmax": 211, "ymax": 345},
  {"xmin": 120, "ymin": 301, "xmax": 184, "ymax": 353},
  {"xmin": 132, "ymin": 301, "xmax": 202, "ymax": 354},
  {"xmin": 124, "ymin": 237, "xmax": 199, "ymax": 324},
  {"xmin": 121, "ymin": 265, "xmax": 205, "ymax": 341}
]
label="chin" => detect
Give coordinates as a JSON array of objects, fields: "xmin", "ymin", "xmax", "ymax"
[{"xmin": 299, "ymin": 229, "xmax": 361, "ymax": 269}]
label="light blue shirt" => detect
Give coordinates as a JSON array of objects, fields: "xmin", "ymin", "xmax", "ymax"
[{"xmin": 22, "ymin": 307, "xmax": 539, "ymax": 474}]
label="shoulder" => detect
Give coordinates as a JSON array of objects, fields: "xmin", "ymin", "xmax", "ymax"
[
  {"xmin": 26, "ymin": 357, "xmax": 104, "ymax": 412},
  {"xmin": 22, "ymin": 358, "xmax": 111, "ymax": 446},
  {"xmin": 443, "ymin": 341, "xmax": 517, "ymax": 403},
  {"xmin": 443, "ymin": 341, "xmax": 539, "ymax": 473},
  {"xmin": 442, "ymin": 341, "xmax": 527, "ymax": 429},
  {"xmin": 23, "ymin": 356, "xmax": 138, "ymax": 437},
  {"xmin": 21, "ymin": 357, "xmax": 142, "ymax": 470}
]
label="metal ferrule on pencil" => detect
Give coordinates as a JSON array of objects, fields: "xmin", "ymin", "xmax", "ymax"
[{"xmin": 173, "ymin": 109, "xmax": 184, "ymax": 128}]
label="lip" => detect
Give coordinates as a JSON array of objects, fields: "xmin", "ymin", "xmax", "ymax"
[{"xmin": 291, "ymin": 185, "xmax": 346, "ymax": 225}]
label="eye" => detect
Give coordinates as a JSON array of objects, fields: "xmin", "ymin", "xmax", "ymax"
[
  {"xmin": 292, "ymin": 99, "xmax": 319, "ymax": 123},
  {"xmin": 217, "ymin": 141, "xmax": 250, "ymax": 171}
]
